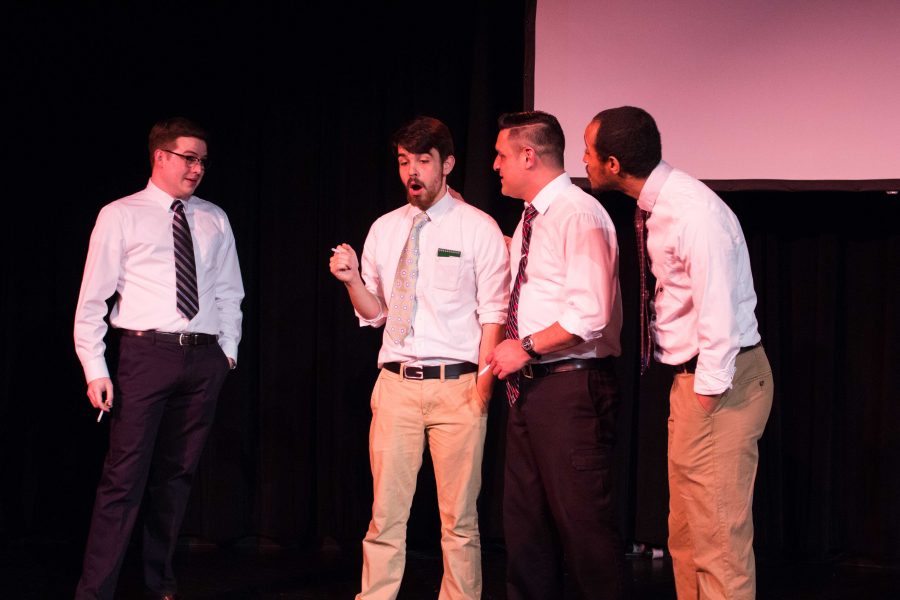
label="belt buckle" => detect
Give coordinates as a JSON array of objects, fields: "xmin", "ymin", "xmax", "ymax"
[
  {"xmin": 522, "ymin": 364, "xmax": 534, "ymax": 380},
  {"xmin": 178, "ymin": 333, "xmax": 191, "ymax": 346},
  {"xmin": 403, "ymin": 366, "xmax": 424, "ymax": 380}
]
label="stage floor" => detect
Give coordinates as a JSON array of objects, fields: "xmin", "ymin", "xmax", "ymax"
[{"xmin": 5, "ymin": 537, "xmax": 899, "ymax": 599}]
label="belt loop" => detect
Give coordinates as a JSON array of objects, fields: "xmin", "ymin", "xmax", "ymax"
[
  {"xmin": 439, "ymin": 364, "xmax": 445, "ymax": 382},
  {"xmin": 400, "ymin": 363, "xmax": 406, "ymax": 379}
]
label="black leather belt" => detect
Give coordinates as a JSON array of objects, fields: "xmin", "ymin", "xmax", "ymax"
[
  {"xmin": 522, "ymin": 357, "xmax": 613, "ymax": 380},
  {"xmin": 672, "ymin": 342, "xmax": 762, "ymax": 374},
  {"xmin": 383, "ymin": 362, "xmax": 478, "ymax": 380},
  {"xmin": 119, "ymin": 329, "xmax": 218, "ymax": 346}
]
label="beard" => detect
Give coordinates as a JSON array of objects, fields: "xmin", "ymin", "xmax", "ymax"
[{"xmin": 406, "ymin": 177, "xmax": 444, "ymax": 210}]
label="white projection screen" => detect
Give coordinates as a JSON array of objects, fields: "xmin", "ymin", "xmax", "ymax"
[{"xmin": 533, "ymin": 0, "xmax": 900, "ymax": 188}]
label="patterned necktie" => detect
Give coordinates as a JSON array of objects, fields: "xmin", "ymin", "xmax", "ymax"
[
  {"xmin": 505, "ymin": 204, "xmax": 539, "ymax": 404},
  {"xmin": 172, "ymin": 200, "xmax": 199, "ymax": 321},
  {"xmin": 387, "ymin": 212, "xmax": 429, "ymax": 344},
  {"xmin": 635, "ymin": 206, "xmax": 653, "ymax": 374}
]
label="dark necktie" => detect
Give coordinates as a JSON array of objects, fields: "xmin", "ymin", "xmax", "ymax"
[
  {"xmin": 505, "ymin": 204, "xmax": 539, "ymax": 405},
  {"xmin": 635, "ymin": 206, "xmax": 653, "ymax": 374},
  {"xmin": 172, "ymin": 200, "xmax": 199, "ymax": 321}
]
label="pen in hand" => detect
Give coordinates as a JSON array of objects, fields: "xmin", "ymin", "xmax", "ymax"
[{"xmin": 478, "ymin": 365, "xmax": 491, "ymax": 377}]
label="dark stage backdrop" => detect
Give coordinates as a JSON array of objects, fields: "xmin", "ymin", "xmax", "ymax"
[{"xmin": 2, "ymin": 1, "xmax": 898, "ymax": 575}]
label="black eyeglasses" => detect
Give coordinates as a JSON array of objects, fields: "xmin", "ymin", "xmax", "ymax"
[{"xmin": 162, "ymin": 149, "xmax": 210, "ymax": 169}]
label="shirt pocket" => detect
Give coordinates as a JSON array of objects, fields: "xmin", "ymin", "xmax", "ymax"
[
  {"xmin": 191, "ymin": 219, "xmax": 224, "ymax": 270},
  {"xmin": 432, "ymin": 255, "xmax": 461, "ymax": 291}
]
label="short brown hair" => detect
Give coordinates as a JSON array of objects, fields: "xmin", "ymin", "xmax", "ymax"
[
  {"xmin": 391, "ymin": 116, "xmax": 454, "ymax": 163},
  {"xmin": 148, "ymin": 117, "xmax": 208, "ymax": 167}
]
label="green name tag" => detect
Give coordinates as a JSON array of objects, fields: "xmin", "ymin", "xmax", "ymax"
[{"xmin": 437, "ymin": 248, "xmax": 461, "ymax": 258}]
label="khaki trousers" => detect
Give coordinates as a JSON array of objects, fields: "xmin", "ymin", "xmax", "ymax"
[
  {"xmin": 358, "ymin": 368, "xmax": 488, "ymax": 600},
  {"xmin": 668, "ymin": 346, "xmax": 773, "ymax": 600}
]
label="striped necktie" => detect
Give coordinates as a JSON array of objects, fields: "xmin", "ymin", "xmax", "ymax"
[
  {"xmin": 505, "ymin": 204, "xmax": 538, "ymax": 404},
  {"xmin": 172, "ymin": 200, "xmax": 199, "ymax": 321},
  {"xmin": 635, "ymin": 206, "xmax": 653, "ymax": 374}
]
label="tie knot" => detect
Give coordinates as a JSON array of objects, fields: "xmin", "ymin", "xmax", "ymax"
[
  {"xmin": 171, "ymin": 199, "xmax": 185, "ymax": 214},
  {"xmin": 413, "ymin": 212, "xmax": 429, "ymax": 225},
  {"xmin": 524, "ymin": 204, "xmax": 538, "ymax": 223}
]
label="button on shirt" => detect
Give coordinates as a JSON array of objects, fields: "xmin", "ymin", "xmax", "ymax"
[
  {"xmin": 358, "ymin": 190, "xmax": 510, "ymax": 366},
  {"xmin": 74, "ymin": 180, "xmax": 245, "ymax": 383},
  {"xmin": 638, "ymin": 161, "xmax": 761, "ymax": 395},
  {"xmin": 509, "ymin": 173, "xmax": 622, "ymax": 362}
]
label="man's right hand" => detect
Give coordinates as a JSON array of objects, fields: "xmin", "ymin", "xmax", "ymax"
[
  {"xmin": 87, "ymin": 377, "xmax": 114, "ymax": 411},
  {"xmin": 329, "ymin": 243, "xmax": 361, "ymax": 284}
]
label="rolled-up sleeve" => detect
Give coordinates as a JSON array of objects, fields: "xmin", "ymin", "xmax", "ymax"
[
  {"xmin": 473, "ymin": 219, "xmax": 510, "ymax": 325},
  {"xmin": 357, "ymin": 225, "xmax": 387, "ymax": 328},
  {"xmin": 682, "ymin": 213, "xmax": 741, "ymax": 395},
  {"xmin": 557, "ymin": 213, "xmax": 619, "ymax": 341}
]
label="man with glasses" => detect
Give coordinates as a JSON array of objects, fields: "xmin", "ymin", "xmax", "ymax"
[{"xmin": 73, "ymin": 117, "xmax": 244, "ymax": 600}]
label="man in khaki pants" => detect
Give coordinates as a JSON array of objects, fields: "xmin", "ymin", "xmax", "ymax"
[
  {"xmin": 329, "ymin": 116, "xmax": 509, "ymax": 599},
  {"xmin": 584, "ymin": 106, "xmax": 773, "ymax": 599}
]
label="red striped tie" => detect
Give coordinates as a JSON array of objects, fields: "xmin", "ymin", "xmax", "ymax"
[
  {"xmin": 635, "ymin": 206, "xmax": 653, "ymax": 374},
  {"xmin": 505, "ymin": 204, "xmax": 538, "ymax": 404}
]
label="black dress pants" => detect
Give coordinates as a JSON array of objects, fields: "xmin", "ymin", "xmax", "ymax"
[
  {"xmin": 504, "ymin": 362, "xmax": 628, "ymax": 600},
  {"xmin": 75, "ymin": 334, "xmax": 229, "ymax": 599}
]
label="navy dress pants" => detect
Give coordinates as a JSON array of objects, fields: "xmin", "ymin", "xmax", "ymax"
[
  {"xmin": 75, "ymin": 334, "xmax": 229, "ymax": 599},
  {"xmin": 504, "ymin": 362, "xmax": 629, "ymax": 600}
]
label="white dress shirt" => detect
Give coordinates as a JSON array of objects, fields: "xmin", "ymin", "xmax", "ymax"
[
  {"xmin": 638, "ymin": 161, "xmax": 761, "ymax": 395},
  {"xmin": 74, "ymin": 180, "xmax": 245, "ymax": 383},
  {"xmin": 509, "ymin": 173, "xmax": 622, "ymax": 361},
  {"xmin": 358, "ymin": 190, "xmax": 510, "ymax": 366}
]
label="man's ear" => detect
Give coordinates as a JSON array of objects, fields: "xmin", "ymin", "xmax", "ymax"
[
  {"xmin": 443, "ymin": 154, "xmax": 456, "ymax": 176},
  {"xmin": 607, "ymin": 155, "xmax": 621, "ymax": 175},
  {"xmin": 522, "ymin": 146, "xmax": 537, "ymax": 168}
]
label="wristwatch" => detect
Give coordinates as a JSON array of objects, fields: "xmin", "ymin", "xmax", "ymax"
[{"xmin": 521, "ymin": 335, "xmax": 542, "ymax": 360}]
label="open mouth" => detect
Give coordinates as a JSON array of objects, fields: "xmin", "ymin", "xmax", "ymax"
[{"xmin": 407, "ymin": 180, "xmax": 424, "ymax": 193}]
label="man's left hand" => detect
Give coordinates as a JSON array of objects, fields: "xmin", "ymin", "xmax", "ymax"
[
  {"xmin": 486, "ymin": 339, "xmax": 531, "ymax": 380},
  {"xmin": 696, "ymin": 393, "xmax": 721, "ymax": 414}
]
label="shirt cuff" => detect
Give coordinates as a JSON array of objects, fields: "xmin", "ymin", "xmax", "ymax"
[
  {"xmin": 693, "ymin": 367, "xmax": 735, "ymax": 395},
  {"xmin": 219, "ymin": 341, "xmax": 239, "ymax": 364},
  {"xmin": 357, "ymin": 307, "xmax": 386, "ymax": 328},
  {"xmin": 557, "ymin": 312, "xmax": 602, "ymax": 342},
  {"xmin": 83, "ymin": 358, "xmax": 110, "ymax": 384},
  {"xmin": 478, "ymin": 309, "xmax": 507, "ymax": 325}
]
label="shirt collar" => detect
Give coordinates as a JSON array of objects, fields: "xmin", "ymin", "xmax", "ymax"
[
  {"xmin": 146, "ymin": 180, "xmax": 195, "ymax": 213},
  {"xmin": 528, "ymin": 172, "xmax": 571, "ymax": 215},
  {"xmin": 637, "ymin": 161, "xmax": 672, "ymax": 213}
]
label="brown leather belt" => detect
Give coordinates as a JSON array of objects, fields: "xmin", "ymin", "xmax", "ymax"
[{"xmin": 672, "ymin": 342, "xmax": 762, "ymax": 374}]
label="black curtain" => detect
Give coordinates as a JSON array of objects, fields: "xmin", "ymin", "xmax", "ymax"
[
  {"xmin": 2, "ymin": 2, "xmax": 898, "ymax": 572},
  {"xmin": 1, "ymin": 1, "xmax": 526, "ymax": 552}
]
